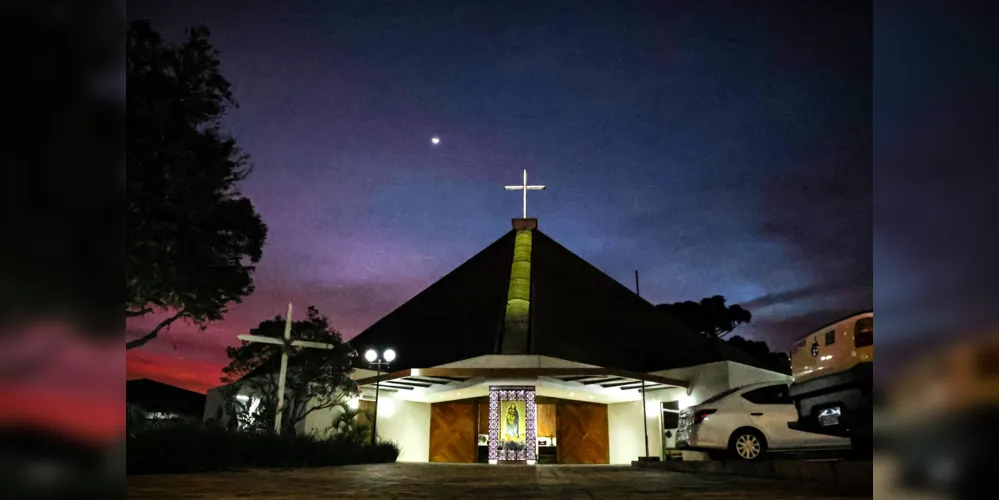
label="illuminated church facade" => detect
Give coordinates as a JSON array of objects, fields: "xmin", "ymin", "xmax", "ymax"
[{"xmin": 205, "ymin": 213, "xmax": 791, "ymax": 464}]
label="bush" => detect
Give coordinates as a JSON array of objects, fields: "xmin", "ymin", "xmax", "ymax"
[{"xmin": 127, "ymin": 424, "xmax": 399, "ymax": 474}]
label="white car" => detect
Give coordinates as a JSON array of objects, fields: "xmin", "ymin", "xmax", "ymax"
[{"xmin": 676, "ymin": 382, "xmax": 850, "ymax": 460}]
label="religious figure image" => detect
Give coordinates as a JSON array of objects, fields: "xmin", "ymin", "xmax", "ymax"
[
  {"xmin": 500, "ymin": 400, "xmax": 526, "ymax": 450},
  {"xmin": 504, "ymin": 403, "xmax": 520, "ymax": 440}
]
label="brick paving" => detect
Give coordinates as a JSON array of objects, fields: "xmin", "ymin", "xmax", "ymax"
[{"xmin": 127, "ymin": 463, "xmax": 870, "ymax": 499}]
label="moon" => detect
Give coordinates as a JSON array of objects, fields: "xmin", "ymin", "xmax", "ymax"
[{"xmin": 431, "ymin": 136, "xmax": 440, "ymax": 145}]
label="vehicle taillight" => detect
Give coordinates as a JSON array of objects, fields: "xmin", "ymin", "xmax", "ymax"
[{"xmin": 693, "ymin": 409, "xmax": 716, "ymax": 424}]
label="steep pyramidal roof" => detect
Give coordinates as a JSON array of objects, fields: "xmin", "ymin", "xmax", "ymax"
[
  {"xmin": 349, "ymin": 221, "xmax": 763, "ymax": 372},
  {"xmin": 349, "ymin": 230, "xmax": 515, "ymax": 369}
]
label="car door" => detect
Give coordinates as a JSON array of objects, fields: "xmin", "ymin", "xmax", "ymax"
[{"xmin": 740, "ymin": 384, "xmax": 802, "ymax": 450}]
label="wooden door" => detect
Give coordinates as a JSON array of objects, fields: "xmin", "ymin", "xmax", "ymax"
[
  {"xmin": 556, "ymin": 402, "xmax": 609, "ymax": 464},
  {"xmin": 537, "ymin": 404, "xmax": 556, "ymax": 438},
  {"xmin": 477, "ymin": 399, "xmax": 490, "ymax": 435},
  {"xmin": 429, "ymin": 401, "xmax": 477, "ymax": 463}
]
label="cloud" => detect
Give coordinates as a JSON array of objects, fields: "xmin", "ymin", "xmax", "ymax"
[
  {"xmin": 739, "ymin": 308, "xmax": 857, "ymax": 352},
  {"xmin": 739, "ymin": 281, "xmax": 868, "ymax": 311},
  {"xmin": 127, "ymin": 349, "xmax": 226, "ymax": 394}
]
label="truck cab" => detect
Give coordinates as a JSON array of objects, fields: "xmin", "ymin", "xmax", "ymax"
[{"xmin": 787, "ymin": 311, "xmax": 873, "ymax": 452}]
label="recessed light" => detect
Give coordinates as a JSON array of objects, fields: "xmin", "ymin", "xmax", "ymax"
[
  {"xmin": 456, "ymin": 392, "xmax": 460, "ymax": 396},
  {"xmin": 569, "ymin": 392, "xmax": 574, "ymax": 396},
  {"xmin": 588, "ymin": 395, "xmax": 594, "ymax": 399}
]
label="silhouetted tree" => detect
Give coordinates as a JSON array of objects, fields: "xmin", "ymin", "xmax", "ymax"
[
  {"xmin": 126, "ymin": 20, "xmax": 267, "ymax": 349},
  {"xmin": 221, "ymin": 306, "xmax": 359, "ymax": 435},
  {"xmin": 324, "ymin": 403, "xmax": 373, "ymax": 444},
  {"xmin": 726, "ymin": 335, "xmax": 791, "ymax": 374},
  {"xmin": 656, "ymin": 295, "xmax": 752, "ymax": 339}
]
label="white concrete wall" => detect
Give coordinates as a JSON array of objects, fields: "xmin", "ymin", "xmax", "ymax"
[
  {"xmin": 653, "ymin": 361, "xmax": 789, "ymax": 406},
  {"xmin": 202, "ymin": 378, "xmax": 271, "ymax": 425},
  {"xmin": 607, "ymin": 384, "xmax": 697, "ymax": 463},
  {"xmin": 653, "ymin": 361, "xmax": 732, "ymax": 409},
  {"xmin": 726, "ymin": 362, "xmax": 792, "ymax": 387},
  {"xmin": 373, "ymin": 396, "xmax": 431, "ymax": 462},
  {"xmin": 607, "ymin": 387, "xmax": 691, "ymax": 463},
  {"xmin": 608, "ymin": 400, "xmax": 644, "ymax": 464},
  {"xmin": 302, "ymin": 400, "xmax": 348, "ymax": 437},
  {"xmin": 203, "ymin": 385, "xmax": 227, "ymax": 422}
]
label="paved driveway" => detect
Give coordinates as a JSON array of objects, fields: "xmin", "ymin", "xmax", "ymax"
[{"xmin": 127, "ymin": 463, "xmax": 869, "ymax": 499}]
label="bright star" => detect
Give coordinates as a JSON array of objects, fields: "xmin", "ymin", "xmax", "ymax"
[{"xmin": 431, "ymin": 136, "xmax": 440, "ymax": 145}]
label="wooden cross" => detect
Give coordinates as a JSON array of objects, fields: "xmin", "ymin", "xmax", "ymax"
[
  {"xmin": 504, "ymin": 169, "xmax": 546, "ymax": 219},
  {"xmin": 237, "ymin": 303, "xmax": 334, "ymax": 435}
]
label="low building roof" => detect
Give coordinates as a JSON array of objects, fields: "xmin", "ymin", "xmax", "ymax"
[{"xmin": 126, "ymin": 379, "xmax": 206, "ymax": 418}]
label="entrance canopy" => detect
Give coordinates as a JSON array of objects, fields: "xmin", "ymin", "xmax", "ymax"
[{"xmin": 354, "ymin": 367, "xmax": 688, "ymax": 404}]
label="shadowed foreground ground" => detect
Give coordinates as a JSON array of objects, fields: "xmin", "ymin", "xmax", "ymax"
[{"xmin": 127, "ymin": 462, "xmax": 870, "ymax": 499}]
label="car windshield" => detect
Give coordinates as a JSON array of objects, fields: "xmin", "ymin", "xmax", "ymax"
[{"xmin": 699, "ymin": 386, "xmax": 745, "ymax": 405}]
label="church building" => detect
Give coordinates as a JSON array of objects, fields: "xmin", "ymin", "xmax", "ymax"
[{"xmin": 205, "ymin": 174, "xmax": 790, "ymax": 465}]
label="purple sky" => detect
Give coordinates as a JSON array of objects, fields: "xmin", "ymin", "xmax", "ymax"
[{"xmin": 126, "ymin": 1, "xmax": 872, "ymax": 393}]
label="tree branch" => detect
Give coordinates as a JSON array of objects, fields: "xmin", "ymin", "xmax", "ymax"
[
  {"xmin": 126, "ymin": 307, "xmax": 153, "ymax": 318},
  {"xmin": 294, "ymin": 392, "xmax": 350, "ymax": 426},
  {"xmin": 125, "ymin": 310, "xmax": 185, "ymax": 350}
]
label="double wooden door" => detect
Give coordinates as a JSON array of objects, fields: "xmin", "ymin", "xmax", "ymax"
[
  {"xmin": 428, "ymin": 398, "xmax": 609, "ymax": 464},
  {"xmin": 556, "ymin": 402, "xmax": 609, "ymax": 464},
  {"xmin": 429, "ymin": 401, "xmax": 477, "ymax": 463}
]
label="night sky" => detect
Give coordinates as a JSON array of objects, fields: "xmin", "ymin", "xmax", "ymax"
[{"xmin": 126, "ymin": 1, "xmax": 872, "ymax": 393}]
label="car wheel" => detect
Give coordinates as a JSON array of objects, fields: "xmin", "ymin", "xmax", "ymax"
[{"xmin": 729, "ymin": 429, "xmax": 767, "ymax": 460}]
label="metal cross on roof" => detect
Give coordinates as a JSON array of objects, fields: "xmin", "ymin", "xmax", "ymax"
[{"xmin": 504, "ymin": 169, "xmax": 546, "ymax": 219}]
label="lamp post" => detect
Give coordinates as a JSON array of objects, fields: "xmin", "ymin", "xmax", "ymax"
[
  {"xmin": 641, "ymin": 376, "xmax": 650, "ymax": 458},
  {"xmin": 364, "ymin": 348, "xmax": 395, "ymax": 447}
]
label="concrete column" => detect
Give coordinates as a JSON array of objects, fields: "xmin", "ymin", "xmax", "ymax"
[{"xmin": 501, "ymin": 219, "xmax": 536, "ymax": 354}]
